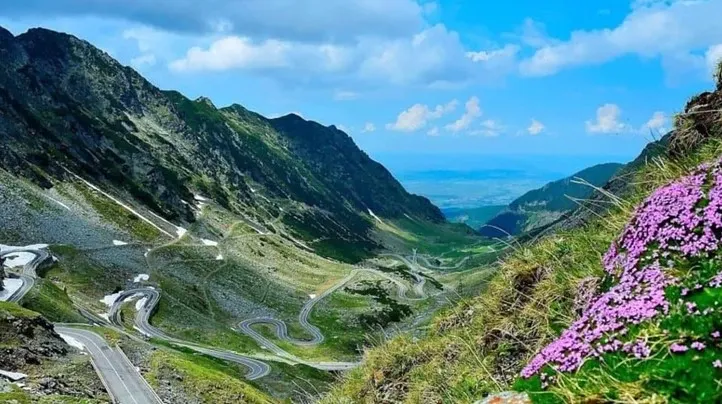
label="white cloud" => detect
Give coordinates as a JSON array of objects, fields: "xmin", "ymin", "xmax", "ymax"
[
  {"xmin": 361, "ymin": 122, "xmax": 376, "ymax": 133},
  {"xmin": 470, "ymin": 119, "xmax": 504, "ymax": 137},
  {"xmin": 527, "ymin": 119, "xmax": 545, "ymax": 135},
  {"xmin": 334, "ymin": 90, "xmax": 359, "ymax": 101},
  {"xmin": 706, "ymin": 44, "xmax": 722, "ymax": 76},
  {"xmin": 386, "ymin": 100, "xmax": 458, "ymax": 132},
  {"xmin": 586, "ymin": 103, "xmax": 629, "ymax": 134},
  {"xmin": 169, "ymin": 23, "xmax": 518, "ymax": 87},
  {"xmin": 515, "ymin": 19, "xmax": 556, "ymax": 49},
  {"xmin": 641, "ymin": 111, "xmax": 668, "ymax": 133},
  {"xmin": 465, "ymin": 44, "xmax": 519, "ymax": 62},
  {"xmin": 445, "ymin": 96, "xmax": 481, "ymax": 132},
  {"xmin": 170, "ymin": 36, "xmax": 290, "ymax": 71},
  {"xmin": 427, "ymin": 126, "xmax": 439, "ymax": 136},
  {"xmin": 520, "ymin": 0, "xmax": 722, "ymax": 77},
  {"xmin": 1, "ymin": 0, "xmax": 426, "ymax": 44}
]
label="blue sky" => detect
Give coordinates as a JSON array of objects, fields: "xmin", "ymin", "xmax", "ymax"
[{"xmin": 2, "ymin": 0, "xmax": 722, "ymax": 167}]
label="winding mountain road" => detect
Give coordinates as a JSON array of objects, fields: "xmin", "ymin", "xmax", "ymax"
[
  {"xmin": 55, "ymin": 327, "xmax": 162, "ymax": 404},
  {"xmin": 0, "ymin": 247, "xmax": 49, "ymax": 302},
  {"xmin": 1, "ymin": 239, "xmax": 458, "ymax": 403},
  {"xmin": 415, "ymin": 255, "xmax": 470, "ymax": 270},
  {"xmin": 107, "ymin": 288, "xmax": 271, "ymax": 380},
  {"xmin": 1, "ymin": 246, "xmax": 163, "ymax": 403},
  {"xmin": 235, "ymin": 256, "xmax": 438, "ymax": 368}
]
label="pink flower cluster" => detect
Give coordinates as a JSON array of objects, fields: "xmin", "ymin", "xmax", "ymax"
[
  {"xmin": 522, "ymin": 160, "xmax": 722, "ymax": 378},
  {"xmin": 521, "ymin": 263, "xmax": 673, "ymax": 377}
]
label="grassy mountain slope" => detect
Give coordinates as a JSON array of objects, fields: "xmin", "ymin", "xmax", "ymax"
[
  {"xmin": 0, "ymin": 25, "xmax": 443, "ymax": 263},
  {"xmin": 0, "ymin": 25, "xmax": 496, "ymax": 402},
  {"xmin": 480, "ymin": 163, "xmax": 622, "ymax": 238},
  {"xmin": 323, "ymin": 72, "xmax": 722, "ymax": 403}
]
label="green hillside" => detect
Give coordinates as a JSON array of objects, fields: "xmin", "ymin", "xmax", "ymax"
[
  {"xmin": 480, "ymin": 163, "xmax": 623, "ymax": 238},
  {"xmin": 323, "ymin": 68, "xmax": 722, "ymax": 403}
]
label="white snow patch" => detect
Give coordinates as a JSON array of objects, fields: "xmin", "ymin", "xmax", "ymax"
[
  {"xmin": 0, "ymin": 244, "xmax": 48, "ymax": 252},
  {"xmin": 100, "ymin": 291, "xmax": 124, "ymax": 307},
  {"xmin": 98, "ymin": 313, "xmax": 110, "ymax": 322},
  {"xmin": 0, "ymin": 370, "xmax": 27, "ymax": 381},
  {"xmin": 201, "ymin": 239, "xmax": 218, "ymax": 246},
  {"xmin": 176, "ymin": 227, "xmax": 187, "ymax": 238},
  {"xmin": 133, "ymin": 274, "xmax": 150, "ymax": 283},
  {"xmin": 368, "ymin": 209, "xmax": 384, "ymax": 224},
  {"xmin": 112, "ymin": 240, "xmax": 129, "ymax": 246},
  {"xmin": 216, "ymin": 254, "xmax": 224, "ymax": 261},
  {"xmin": 135, "ymin": 297, "xmax": 148, "ymax": 311},
  {"xmin": 65, "ymin": 171, "xmax": 175, "ymax": 238},
  {"xmin": 194, "ymin": 194, "xmax": 208, "ymax": 201},
  {"xmin": 0, "ymin": 279, "xmax": 23, "ymax": 301},
  {"xmin": 59, "ymin": 334, "xmax": 85, "ymax": 351},
  {"xmin": 45, "ymin": 195, "xmax": 71, "ymax": 211},
  {"xmin": 309, "ymin": 294, "xmax": 317, "ymax": 299},
  {"xmin": 3, "ymin": 252, "xmax": 35, "ymax": 268},
  {"xmin": 250, "ymin": 187, "xmax": 257, "ymax": 193},
  {"xmin": 144, "ymin": 249, "xmax": 151, "ymax": 257}
]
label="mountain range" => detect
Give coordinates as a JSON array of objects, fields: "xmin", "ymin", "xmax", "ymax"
[
  {"xmin": 479, "ymin": 162, "xmax": 623, "ymax": 238},
  {"xmin": 0, "ymin": 26, "xmax": 444, "ymax": 263}
]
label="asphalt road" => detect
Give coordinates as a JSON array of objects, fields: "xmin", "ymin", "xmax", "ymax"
[
  {"xmin": 55, "ymin": 327, "xmax": 162, "ymax": 404},
  {"xmin": 0, "ymin": 247, "xmax": 49, "ymax": 302},
  {"xmin": 415, "ymin": 255, "xmax": 470, "ymax": 270},
  {"xmin": 108, "ymin": 288, "xmax": 271, "ymax": 380},
  {"xmin": 236, "ymin": 259, "xmax": 436, "ymax": 370}
]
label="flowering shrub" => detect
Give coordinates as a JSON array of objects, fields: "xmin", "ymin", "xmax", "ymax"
[{"xmin": 521, "ymin": 160, "xmax": 722, "ymax": 378}]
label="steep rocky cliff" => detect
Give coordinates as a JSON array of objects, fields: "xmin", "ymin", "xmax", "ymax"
[{"xmin": 0, "ymin": 26, "xmax": 443, "ymax": 261}]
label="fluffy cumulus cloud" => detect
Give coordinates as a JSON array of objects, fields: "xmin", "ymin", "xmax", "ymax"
[
  {"xmin": 386, "ymin": 100, "xmax": 458, "ymax": 132},
  {"xmin": 527, "ymin": 119, "xmax": 545, "ymax": 135},
  {"xmin": 169, "ymin": 24, "xmax": 519, "ymax": 87},
  {"xmin": 520, "ymin": 0, "xmax": 722, "ymax": 77},
  {"xmin": 445, "ymin": 96, "xmax": 481, "ymax": 132},
  {"xmin": 170, "ymin": 37, "xmax": 291, "ymax": 71},
  {"xmin": 641, "ymin": 111, "xmax": 668, "ymax": 133},
  {"xmin": 1, "ymin": 1, "xmax": 522, "ymax": 88},
  {"xmin": 586, "ymin": 103, "xmax": 630, "ymax": 134}
]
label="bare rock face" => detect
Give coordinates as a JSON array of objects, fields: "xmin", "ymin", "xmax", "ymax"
[
  {"xmin": 0, "ymin": 305, "xmax": 68, "ymax": 370},
  {"xmin": 0, "ymin": 256, "xmax": 6, "ymax": 291}
]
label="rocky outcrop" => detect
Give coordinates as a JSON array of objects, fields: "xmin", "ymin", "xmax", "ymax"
[
  {"xmin": 0, "ymin": 256, "xmax": 5, "ymax": 291},
  {"xmin": 0, "ymin": 304, "xmax": 68, "ymax": 370}
]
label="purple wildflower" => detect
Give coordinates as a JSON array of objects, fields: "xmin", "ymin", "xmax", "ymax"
[
  {"xmin": 670, "ymin": 343, "xmax": 689, "ymax": 353},
  {"xmin": 691, "ymin": 341, "xmax": 706, "ymax": 351},
  {"xmin": 712, "ymin": 331, "xmax": 720, "ymax": 338}
]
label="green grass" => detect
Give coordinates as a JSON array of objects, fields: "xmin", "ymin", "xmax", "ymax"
[
  {"xmin": 145, "ymin": 347, "xmax": 275, "ymax": 404},
  {"xmin": 0, "ymin": 386, "xmax": 106, "ymax": 404},
  {"xmin": 322, "ymin": 129, "xmax": 722, "ymax": 402},
  {"xmin": 76, "ymin": 184, "xmax": 162, "ymax": 242},
  {"xmin": 21, "ymin": 278, "xmax": 86, "ymax": 323},
  {"xmin": 0, "ymin": 300, "xmax": 41, "ymax": 319}
]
